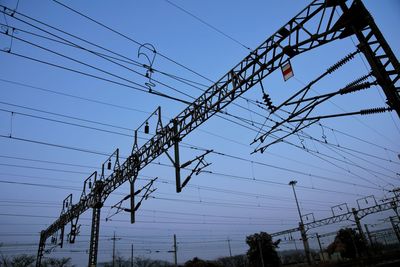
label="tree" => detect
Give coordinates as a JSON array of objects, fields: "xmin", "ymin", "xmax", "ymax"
[
  {"xmin": 42, "ymin": 257, "xmax": 73, "ymax": 267},
  {"xmin": 183, "ymin": 257, "xmax": 221, "ymax": 267},
  {"xmin": 246, "ymin": 232, "xmax": 280, "ymax": 267},
  {"xmin": 326, "ymin": 228, "xmax": 367, "ymax": 259},
  {"xmin": 0, "ymin": 253, "xmax": 35, "ymax": 267},
  {"xmin": 134, "ymin": 256, "xmax": 155, "ymax": 267},
  {"xmin": 217, "ymin": 255, "xmax": 247, "ymax": 267},
  {"xmin": 11, "ymin": 254, "xmax": 35, "ymax": 267}
]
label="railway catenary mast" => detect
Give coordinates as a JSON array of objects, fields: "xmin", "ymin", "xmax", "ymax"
[{"xmin": 36, "ymin": 0, "xmax": 400, "ymax": 266}]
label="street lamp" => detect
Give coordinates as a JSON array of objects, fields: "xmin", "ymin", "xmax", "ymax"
[
  {"xmin": 288, "ymin": 180, "xmax": 312, "ymax": 265},
  {"xmin": 288, "ymin": 180, "xmax": 303, "ymax": 224}
]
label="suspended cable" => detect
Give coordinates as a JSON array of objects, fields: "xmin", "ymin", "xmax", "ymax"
[
  {"xmin": 49, "ymin": 0, "xmax": 214, "ymax": 83},
  {"xmin": 162, "ymin": 0, "xmax": 251, "ymax": 50}
]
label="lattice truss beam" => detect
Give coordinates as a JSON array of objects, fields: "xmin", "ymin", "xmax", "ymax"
[
  {"xmin": 253, "ymin": 0, "xmax": 400, "ymax": 154},
  {"xmin": 270, "ymin": 195, "xmax": 400, "ymax": 240},
  {"xmin": 36, "ymin": 0, "xmax": 399, "ymax": 266}
]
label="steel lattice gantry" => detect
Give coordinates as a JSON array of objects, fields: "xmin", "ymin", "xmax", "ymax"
[
  {"xmin": 303, "ymin": 198, "xmax": 400, "ymax": 231},
  {"xmin": 270, "ymin": 198, "xmax": 399, "ymax": 240},
  {"xmin": 36, "ymin": 0, "xmax": 400, "ymax": 266}
]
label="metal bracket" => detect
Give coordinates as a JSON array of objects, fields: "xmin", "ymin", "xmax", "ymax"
[
  {"xmin": 100, "ymin": 149, "xmax": 120, "ymax": 181},
  {"xmin": 68, "ymin": 216, "xmax": 80, "ymax": 244},
  {"xmin": 166, "ymin": 144, "xmax": 212, "ymax": 192},
  {"xmin": 107, "ymin": 177, "xmax": 158, "ymax": 224}
]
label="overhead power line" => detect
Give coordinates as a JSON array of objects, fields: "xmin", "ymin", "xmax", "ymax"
[
  {"xmin": 163, "ymin": 0, "xmax": 252, "ymax": 50},
  {"xmin": 50, "ymin": 0, "xmax": 214, "ymax": 83},
  {"xmin": 2, "ymin": 4, "xmax": 396, "ymax": 177},
  {"xmin": 0, "ymin": 131, "xmax": 383, "ymax": 192}
]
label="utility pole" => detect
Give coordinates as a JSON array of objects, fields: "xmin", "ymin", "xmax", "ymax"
[
  {"xmin": 364, "ymin": 224, "xmax": 374, "ymax": 248},
  {"xmin": 289, "ymin": 180, "xmax": 312, "ymax": 265},
  {"xmin": 173, "ymin": 234, "xmax": 178, "ymax": 267},
  {"xmin": 315, "ymin": 233, "xmax": 325, "ymax": 262},
  {"xmin": 111, "ymin": 231, "xmax": 121, "ymax": 267},
  {"xmin": 352, "ymin": 208, "xmax": 367, "ymax": 244},
  {"xmin": 228, "ymin": 238, "xmax": 232, "ymax": 257},
  {"xmin": 350, "ymin": 230, "xmax": 360, "ymax": 258},
  {"xmin": 293, "ymin": 238, "xmax": 298, "ymax": 252},
  {"xmin": 389, "ymin": 217, "xmax": 400, "ymax": 244},
  {"xmin": 131, "ymin": 243, "xmax": 134, "ymax": 267},
  {"xmin": 257, "ymin": 238, "xmax": 265, "ymax": 267}
]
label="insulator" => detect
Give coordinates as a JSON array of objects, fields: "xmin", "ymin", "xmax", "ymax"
[
  {"xmin": 340, "ymin": 82, "xmax": 372, "ymax": 95},
  {"xmin": 262, "ymin": 93, "xmax": 270, "ymax": 103},
  {"xmin": 144, "ymin": 121, "xmax": 149, "ymax": 134},
  {"xmin": 88, "ymin": 180, "xmax": 92, "ymax": 189},
  {"xmin": 65, "ymin": 201, "xmax": 68, "ymax": 208},
  {"xmin": 107, "ymin": 159, "xmax": 112, "ymax": 170},
  {"xmin": 360, "ymin": 107, "xmax": 392, "ymax": 115},
  {"xmin": 345, "ymin": 74, "xmax": 370, "ymax": 88},
  {"xmin": 326, "ymin": 52, "xmax": 356, "ymax": 74},
  {"xmin": 262, "ymin": 93, "xmax": 275, "ymax": 111},
  {"xmin": 134, "ymin": 202, "xmax": 142, "ymax": 211}
]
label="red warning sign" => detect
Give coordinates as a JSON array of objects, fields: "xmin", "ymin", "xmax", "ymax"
[{"xmin": 281, "ymin": 61, "xmax": 294, "ymax": 81}]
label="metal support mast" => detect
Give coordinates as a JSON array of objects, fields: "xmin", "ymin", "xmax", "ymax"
[
  {"xmin": 271, "ymin": 196, "xmax": 400, "ymax": 245},
  {"xmin": 352, "ymin": 208, "xmax": 367, "ymax": 246},
  {"xmin": 88, "ymin": 180, "xmax": 104, "ymax": 267},
  {"xmin": 389, "ymin": 217, "xmax": 400, "ymax": 244},
  {"xmin": 88, "ymin": 205, "xmax": 101, "ymax": 267},
  {"xmin": 338, "ymin": 0, "xmax": 400, "ymax": 117},
  {"xmin": 289, "ymin": 180, "xmax": 312, "ymax": 265},
  {"xmin": 173, "ymin": 234, "xmax": 178, "ymax": 267}
]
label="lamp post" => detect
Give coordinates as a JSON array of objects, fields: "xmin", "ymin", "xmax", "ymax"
[
  {"xmin": 289, "ymin": 180, "xmax": 312, "ymax": 265},
  {"xmin": 289, "ymin": 181, "xmax": 303, "ymax": 224}
]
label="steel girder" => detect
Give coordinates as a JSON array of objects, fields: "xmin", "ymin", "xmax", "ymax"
[{"xmin": 303, "ymin": 198, "xmax": 400, "ymax": 231}]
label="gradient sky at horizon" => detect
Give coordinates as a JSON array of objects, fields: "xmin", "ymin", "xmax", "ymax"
[{"xmin": 0, "ymin": 0, "xmax": 399, "ymax": 265}]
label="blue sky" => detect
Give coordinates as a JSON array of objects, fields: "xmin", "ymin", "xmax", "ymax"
[{"xmin": 0, "ymin": 0, "xmax": 399, "ymax": 265}]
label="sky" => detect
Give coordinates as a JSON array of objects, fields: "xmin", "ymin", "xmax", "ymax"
[{"xmin": 0, "ymin": 0, "xmax": 399, "ymax": 265}]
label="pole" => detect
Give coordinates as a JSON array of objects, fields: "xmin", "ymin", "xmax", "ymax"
[
  {"xmin": 390, "ymin": 217, "xmax": 400, "ymax": 244},
  {"xmin": 289, "ymin": 180, "xmax": 312, "ymax": 265},
  {"xmin": 131, "ymin": 243, "xmax": 134, "ymax": 267},
  {"xmin": 173, "ymin": 120, "xmax": 181, "ymax": 193},
  {"xmin": 228, "ymin": 238, "xmax": 232, "ymax": 257},
  {"xmin": 364, "ymin": 224, "xmax": 374, "ymax": 248},
  {"xmin": 352, "ymin": 208, "xmax": 367, "ymax": 244},
  {"xmin": 88, "ymin": 206, "xmax": 102, "ymax": 267},
  {"xmin": 173, "ymin": 234, "xmax": 178, "ymax": 267},
  {"xmin": 350, "ymin": 230, "xmax": 360, "ymax": 258},
  {"xmin": 289, "ymin": 181, "xmax": 303, "ymax": 224},
  {"xmin": 110, "ymin": 232, "xmax": 121, "ymax": 267},
  {"xmin": 257, "ymin": 238, "xmax": 265, "ymax": 267},
  {"xmin": 130, "ymin": 180, "xmax": 135, "ymax": 223},
  {"xmin": 112, "ymin": 231, "xmax": 116, "ymax": 267},
  {"xmin": 316, "ymin": 233, "xmax": 325, "ymax": 262},
  {"xmin": 392, "ymin": 201, "xmax": 400, "ymax": 221}
]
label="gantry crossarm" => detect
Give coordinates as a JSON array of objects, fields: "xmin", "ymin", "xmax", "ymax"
[
  {"xmin": 338, "ymin": 0, "xmax": 400, "ymax": 117},
  {"xmin": 304, "ymin": 197, "xmax": 400, "ymax": 231},
  {"xmin": 271, "ymin": 227, "xmax": 300, "ymax": 238},
  {"xmin": 269, "ymin": 197, "xmax": 399, "ymax": 240}
]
